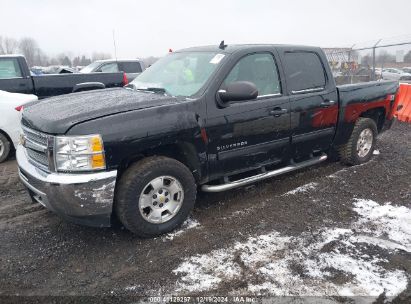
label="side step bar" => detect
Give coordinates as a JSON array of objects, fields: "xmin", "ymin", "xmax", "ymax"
[{"xmin": 201, "ymin": 154, "xmax": 328, "ymax": 192}]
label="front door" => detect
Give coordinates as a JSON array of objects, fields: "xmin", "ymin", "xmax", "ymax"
[
  {"xmin": 205, "ymin": 51, "xmax": 291, "ymax": 180},
  {"xmin": 0, "ymin": 57, "xmax": 33, "ymax": 94}
]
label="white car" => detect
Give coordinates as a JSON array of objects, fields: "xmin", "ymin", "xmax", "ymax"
[
  {"xmin": 381, "ymin": 68, "xmax": 411, "ymax": 81},
  {"xmin": 0, "ymin": 90, "xmax": 38, "ymax": 163}
]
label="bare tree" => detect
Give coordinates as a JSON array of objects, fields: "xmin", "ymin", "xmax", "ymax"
[
  {"xmin": 91, "ymin": 52, "xmax": 111, "ymax": 61},
  {"xmin": 19, "ymin": 37, "xmax": 39, "ymax": 67},
  {"xmin": 405, "ymin": 50, "xmax": 411, "ymax": 63},
  {"xmin": 3, "ymin": 37, "xmax": 19, "ymax": 54},
  {"xmin": 0, "ymin": 36, "xmax": 4, "ymax": 54},
  {"xmin": 33, "ymin": 48, "xmax": 49, "ymax": 67}
]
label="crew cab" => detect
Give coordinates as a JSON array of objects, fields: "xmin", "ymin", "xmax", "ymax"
[
  {"xmin": 80, "ymin": 59, "xmax": 145, "ymax": 82},
  {"xmin": 0, "ymin": 55, "xmax": 128, "ymax": 99},
  {"xmin": 17, "ymin": 44, "xmax": 399, "ymax": 237}
]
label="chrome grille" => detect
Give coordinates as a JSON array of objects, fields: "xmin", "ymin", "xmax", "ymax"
[
  {"xmin": 22, "ymin": 126, "xmax": 51, "ymax": 171},
  {"xmin": 27, "ymin": 149, "xmax": 49, "ymax": 167},
  {"xmin": 23, "ymin": 127, "xmax": 48, "ymax": 146}
]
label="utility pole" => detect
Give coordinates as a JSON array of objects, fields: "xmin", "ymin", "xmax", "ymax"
[
  {"xmin": 349, "ymin": 44, "xmax": 355, "ymax": 84},
  {"xmin": 112, "ymin": 29, "xmax": 118, "ymax": 62},
  {"xmin": 372, "ymin": 39, "xmax": 382, "ymax": 81}
]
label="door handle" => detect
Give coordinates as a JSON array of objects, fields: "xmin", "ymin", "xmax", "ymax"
[
  {"xmin": 320, "ymin": 100, "xmax": 336, "ymax": 108},
  {"xmin": 270, "ymin": 108, "xmax": 288, "ymax": 117}
]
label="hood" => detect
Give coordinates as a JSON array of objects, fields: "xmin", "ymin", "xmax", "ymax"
[{"xmin": 22, "ymin": 88, "xmax": 179, "ymax": 134}]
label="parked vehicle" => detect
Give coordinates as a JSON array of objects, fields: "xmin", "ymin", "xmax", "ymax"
[
  {"xmin": 17, "ymin": 44, "xmax": 399, "ymax": 237},
  {"xmin": 0, "ymin": 90, "xmax": 38, "ymax": 163},
  {"xmin": 41, "ymin": 66, "xmax": 75, "ymax": 74},
  {"xmin": 0, "ymin": 55, "xmax": 128, "ymax": 99},
  {"xmin": 401, "ymin": 67, "xmax": 411, "ymax": 74},
  {"xmin": 80, "ymin": 59, "xmax": 145, "ymax": 82},
  {"xmin": 382, "ymin": 68, "xmax": 411, "ymax": 81}
]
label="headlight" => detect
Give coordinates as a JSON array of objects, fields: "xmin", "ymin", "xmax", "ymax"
[{"xmin": 55, "ymin": 135, "xmax": 106, "ymax": 172}]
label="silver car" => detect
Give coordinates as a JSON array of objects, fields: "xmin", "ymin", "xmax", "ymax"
[{"xmin": 382, "ymin": 68, "xmax": 411, "ymax": 81}]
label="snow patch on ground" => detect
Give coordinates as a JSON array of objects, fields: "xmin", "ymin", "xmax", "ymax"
[
  {"xmin": 124, "ymin": 285, "xmax": 139, "ymax": 291},
  {"xmin": 353, "ymin": 199, "xmax": 411, "ymax": 252},
  {"xmin": 282, "ymin": 182, "xmax": 318, "ymax": 196},
  {"xmin": 172, "ymin": 200, "xmax": 410, "ymax": 297},
  {"xmin": 163, "ymin": 218, "xmax": 200, "ymax": 241}
]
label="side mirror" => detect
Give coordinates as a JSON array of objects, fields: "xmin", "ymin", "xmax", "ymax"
[{"xmin": 218, "ymin": 81, "xmax": 258, "ymax": 103}]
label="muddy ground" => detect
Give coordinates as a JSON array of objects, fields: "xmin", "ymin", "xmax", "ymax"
[{"xmin": 0, "ymin": 122, "xmax": 410, "ymax": 303}]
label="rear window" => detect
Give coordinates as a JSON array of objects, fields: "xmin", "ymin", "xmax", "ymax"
[
  {"xmin": 283, "ymin": 52, "xmax": 326, "ymax": 93},
  {"xmin": 0, "ymin": 58, "xmax": 22, "ymax": 79},
  {"xmin": 119, "ymin": 62, "xmax": 142, "ymax": 73}
]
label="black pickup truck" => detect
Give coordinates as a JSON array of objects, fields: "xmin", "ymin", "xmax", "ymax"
[
  {"xmin": 0, "ymin": 55, "xmax": 128, "ymax": 99},
  {"xmin": 17, "ymin": 44, "xmax": 399, "ymax": 237}
]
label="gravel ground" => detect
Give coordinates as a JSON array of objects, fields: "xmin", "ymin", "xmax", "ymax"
[{"xmin": 0, "ymin": 122, "xmax": 410, "ymax": 303}]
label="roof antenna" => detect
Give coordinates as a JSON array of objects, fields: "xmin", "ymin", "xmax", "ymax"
[{"xmin": 219, "ymin": 40, "xmax": 227, "ymax": 50}]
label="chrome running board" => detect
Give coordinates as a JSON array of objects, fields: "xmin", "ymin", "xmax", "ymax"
[{"xmin": 201, "ymin": 154, "xmax": 328, "ymax": 192}]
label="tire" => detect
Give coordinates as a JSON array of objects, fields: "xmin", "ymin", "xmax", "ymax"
[
  {"xmin": 114, "ymin": 156, "xmax": 196, "ymax": 237},
  {"xmin": 0, "ymin": 133, "xmax": 11, "ymax": 163},
  {"xmin": 338, "ymin": 118, "xmax": 378, "ymax": 166}
]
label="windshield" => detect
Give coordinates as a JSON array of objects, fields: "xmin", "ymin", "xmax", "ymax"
[
  {"xmin": 80, "ymin": 61, "xmax": 101, "ymax": 73},
  {"xmin": 130, "ymin": 52, "xmax": 225, "ymax": 97}
]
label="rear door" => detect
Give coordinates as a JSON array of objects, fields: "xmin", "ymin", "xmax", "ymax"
[
  {"xmin": 96, "ymin": 62, "xmax": 119, "ymax": 73},
  {"xmin": 0, "ymin": 57, "xmax": 33, "ymax": 94},
  {"xmin": 278, "ymin": 49, "xmax": 338, "ymax": 157},
  {"xmin": 205, "ymin": 50, "xmax": 291, "ymax": 180},
  {"xmin": 118, "ymin": 61, "xmax": 143, "ymax": 81}
]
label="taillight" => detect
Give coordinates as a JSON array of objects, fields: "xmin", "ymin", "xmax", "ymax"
[
  {"xmin": 122, "ymin": 73, "xmax": 129, "ymax": 86},
  {"xmin": 15, "ymin": 105, "xmax": 23, "ymax": 112}
]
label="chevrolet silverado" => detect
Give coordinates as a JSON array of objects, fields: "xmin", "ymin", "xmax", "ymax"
[{"xmin": 17, "ymin": 44, "xmax": 399, "ymax": 237}]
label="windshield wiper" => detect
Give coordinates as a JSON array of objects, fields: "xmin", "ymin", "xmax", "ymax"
[
  {"xmin": 124, "ymin": 83, "xmax": 136, "ymax": 90},
  {"xmin": 136, "ymin": 87, "xmax": 172, "ymax": 96}
]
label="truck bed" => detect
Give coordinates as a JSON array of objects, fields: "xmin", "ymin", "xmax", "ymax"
[
  {"xmin": 337, "ymin": 80, "xmax": 399, "ymax": 104},
  {"xmin": 334, "ymin": 80, "xmax": 399, "ymax": 146},
  {"xmin": 32, "ymin": 72, "xmax": 125, "ymax": 98}
]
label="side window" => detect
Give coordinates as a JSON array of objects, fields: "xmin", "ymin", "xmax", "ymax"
[
  {"xmin": 97, "ymin": 63, "xmax": 119, "ymax": 73},
  {"xmin": 118, "ymin": 62, "xmax": 142, "ymax": 73},
  {"xmin": 0, "ymin": 59, "xmax": 23, "ymax": 79},
  {"xmin": 222, "ymin": 53, "xmax": 281, "ymax": 96},
  {"xmin": 283, "ymin": 52, "xmax": 326, "ymax": 93}
]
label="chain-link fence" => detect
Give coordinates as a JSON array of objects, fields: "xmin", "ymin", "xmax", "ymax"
[{"xmin": 323, "ymin": 36, "xmax": 411, "ymax": 85}]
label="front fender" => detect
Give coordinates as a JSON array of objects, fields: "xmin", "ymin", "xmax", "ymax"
[{"xmin": 66, "ymin": 101, "xmax": 208, "ymax": 179}]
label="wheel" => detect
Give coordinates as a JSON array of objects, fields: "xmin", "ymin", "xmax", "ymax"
[
  {"xmin": 0, "ymin": 133, "xmax": 11, "ymax": 163},
  {"xmin": 338, "ymin": 118, "xmax": 377, "ymax": 165},
  {"xmin": 114, "ymin": 156, "xmax": 196, "ymax": 237}
]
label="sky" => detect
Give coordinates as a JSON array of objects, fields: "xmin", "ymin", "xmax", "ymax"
[{"xmin": 1, "ymin": 0, "xmax": 411, "ymax": 58}]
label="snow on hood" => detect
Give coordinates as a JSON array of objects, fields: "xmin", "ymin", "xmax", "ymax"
[{"xmin": 22, "ymin": 88, "xmax": 179, "ymax": 134}]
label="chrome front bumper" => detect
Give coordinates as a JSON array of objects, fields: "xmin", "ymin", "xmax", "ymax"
[{"xmin": 16, "ymin": 145, "xmax": 117, "ymax": 227}]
